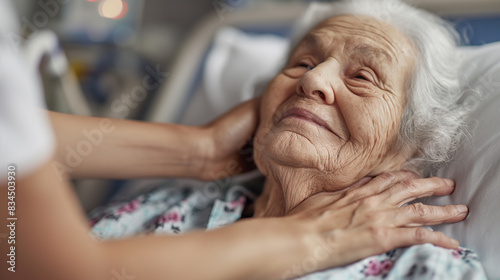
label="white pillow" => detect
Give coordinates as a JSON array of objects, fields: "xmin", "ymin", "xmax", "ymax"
[
  {"xmin": 180, "ymin": 28, "xmax": 288, "ymax": 125},
  {"xmin": 424, "ymin": 42, "xmax": 500, "ymax": 280},
  {"xmin": 181, "ymin": 29, "xmax": 500, "ymax": 279}
]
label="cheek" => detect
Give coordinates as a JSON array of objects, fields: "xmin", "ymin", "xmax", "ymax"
[
  {"xmin": 347, "ymin": 95, "xmax": 402, "ymax": 141},
  {"xmin": 259, "ymin": 75, "xmax": 296, "ymax": 126},
  {"xmin": 338, "ymin": 96, "xmax": 403, "ymax": 174},
  {"xmin": 253, "ymin": 130, "xmax": 267, "ymax": 175},
  {"xmin": 254, "ymin": 76, "xmax": 293, "ymax": 171},
  {"xmin": 378, "ymin": 95, "xmax": 405, "ymax": 144}
]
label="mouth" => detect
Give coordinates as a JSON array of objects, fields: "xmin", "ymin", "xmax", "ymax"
[{"xmin": 280, "ymin": 107, "xmax": 333, "ymax": 133}]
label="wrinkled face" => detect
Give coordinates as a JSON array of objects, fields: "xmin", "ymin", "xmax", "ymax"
[{"xmin": 254, "ymin": 15, "xmax": 416, "ymax": 188}]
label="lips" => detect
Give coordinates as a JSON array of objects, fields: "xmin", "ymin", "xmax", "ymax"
[{"xmin": 280, "ymin": 107, "xmax": 333, "ymax": 133}]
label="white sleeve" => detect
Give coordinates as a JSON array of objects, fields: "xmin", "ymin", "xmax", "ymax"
[{"xmin": 0, "ymin": 0, "xmax": 56, "ymax": 180}]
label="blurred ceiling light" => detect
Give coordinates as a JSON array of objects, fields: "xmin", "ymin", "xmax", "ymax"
[{"xmin": 98, "ymin": 0, "xmax": 128, "ymax": 20}]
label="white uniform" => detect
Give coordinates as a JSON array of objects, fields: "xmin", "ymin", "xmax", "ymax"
[{"xmin": 0, "ymin": 0, "xmax": 55, "ymax": 180}]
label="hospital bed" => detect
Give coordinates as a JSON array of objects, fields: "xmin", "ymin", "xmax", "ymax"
[{"xmin": 26, "ymin": 1, "xmax": 500, "ymax": 278}]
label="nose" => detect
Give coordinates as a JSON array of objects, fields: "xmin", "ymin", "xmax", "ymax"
[{"xmin": 296, "ymin": 58, "xmax": 339, "ymax": 105}]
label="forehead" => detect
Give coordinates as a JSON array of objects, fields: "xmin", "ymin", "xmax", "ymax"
[
  {"xmin": 294, "ymin": 15, "xmax": 416, "ymax": 91},
  {"xmin": 297, "ymin": 15, "xmax": 415, "ymax": 65}
]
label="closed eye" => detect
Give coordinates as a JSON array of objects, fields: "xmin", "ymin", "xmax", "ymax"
[
  {"xmin": 299, "ymin": 63, "xmax": 313, "ymax": 71},
  {"xmin": 353, "ymin": 71, "xmax": 374, "ymax": 83}
]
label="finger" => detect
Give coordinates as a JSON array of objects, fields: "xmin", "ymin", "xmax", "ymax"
[
  {"xmin": 334, "ymin": 227, "xmax": 459, "ymax": 267},
  {"xmin": 210, "ymin": 97, "xmax": 261, "ymax": 148},
  {"xmin": 381, "ymin": 227, "xmax": 460, "ymax": 251},
  {"xmin": 391, "ymin": 203, "xmax": 468, "ymax": 227},
  {"xmin": 234, "ymin": 154, "xmax": 257, "ymax": 174},
  {"xmin": 378, "ymin": 177, "xmax": 455, "ymax": 207},
  {"xmin": 342, "ymin": 171, "xmax": 419, "ymax": 203},
  {"xmin": 347, "ymin": 176, "xmax": 373, "ymax": 188}
]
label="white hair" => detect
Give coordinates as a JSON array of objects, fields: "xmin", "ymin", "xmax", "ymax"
[{"xmin": 290, "ymin": 0, "xmax": 468, "ymax": 175}]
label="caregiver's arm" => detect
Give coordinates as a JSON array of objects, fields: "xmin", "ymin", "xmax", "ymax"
[
  {"xmin": 48, "ymin": 98, "xmax": 259, "ymax": 180},
  {"xmin": 1, "ymin": 164, "xmax": 466, "ymax": 280},
  {"xmin": 1, "ymin": 160, "xmax": 304, "ymax": 280}
]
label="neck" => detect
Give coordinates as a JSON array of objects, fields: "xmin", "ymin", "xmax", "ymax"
[{"xmin": 253, "ymin": 166, "xmax": 328, "ymax": 217}]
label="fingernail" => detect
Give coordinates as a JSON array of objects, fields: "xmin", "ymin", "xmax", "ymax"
[
  {"xmin": 445, "ymin": 179, "xmax": 455, "ymax": 187},
  {"xmin": 452, "ymin": 239, "xmax": 459, "ymax": 247},
  {"xmin": 457, "ymin": 205, "xmax": 468, "ymax": 214}
]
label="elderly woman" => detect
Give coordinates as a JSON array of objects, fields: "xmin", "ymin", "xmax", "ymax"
[
  {"xmin": 3, "ymin": 0, "xmax": 486, "ymax": 280},
  {"xmin": 252, "ymin": 0, "xmax": 466, "ymax": 215}
]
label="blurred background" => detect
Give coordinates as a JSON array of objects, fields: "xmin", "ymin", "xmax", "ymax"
[
  {"xmin": 9, "ymin": 0, "xmax": 500, "ymax": 210},
  {"xmin": 10, "ymin": 0, "xmax": 500, "ymax": 119}
]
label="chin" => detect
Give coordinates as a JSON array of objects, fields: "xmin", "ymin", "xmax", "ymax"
[{"xmin": 255, "ymin": 130, "xmax": 334, "ymax": 172}]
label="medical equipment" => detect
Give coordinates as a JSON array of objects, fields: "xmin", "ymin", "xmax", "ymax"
[{"xmin": 23, "ymin": 30, "xmax": 92, "ymax": 116}]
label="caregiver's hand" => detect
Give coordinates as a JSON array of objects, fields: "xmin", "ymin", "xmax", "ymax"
[
  {"xmin": 198, "ymin": 97, "xmax": 261, "ymax": 181},
  {"xmin": 286, "ymin": 171, "xmax": 468, "ymax": 277}
]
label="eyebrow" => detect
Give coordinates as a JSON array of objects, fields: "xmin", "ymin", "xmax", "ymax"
[
  {"xmin": 299, "ymin": 34, "xmax": 325, "ymax": 51},
  {"xmin": 352, "ymin": 44, "xmax": 393, "ymax": 64}
]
